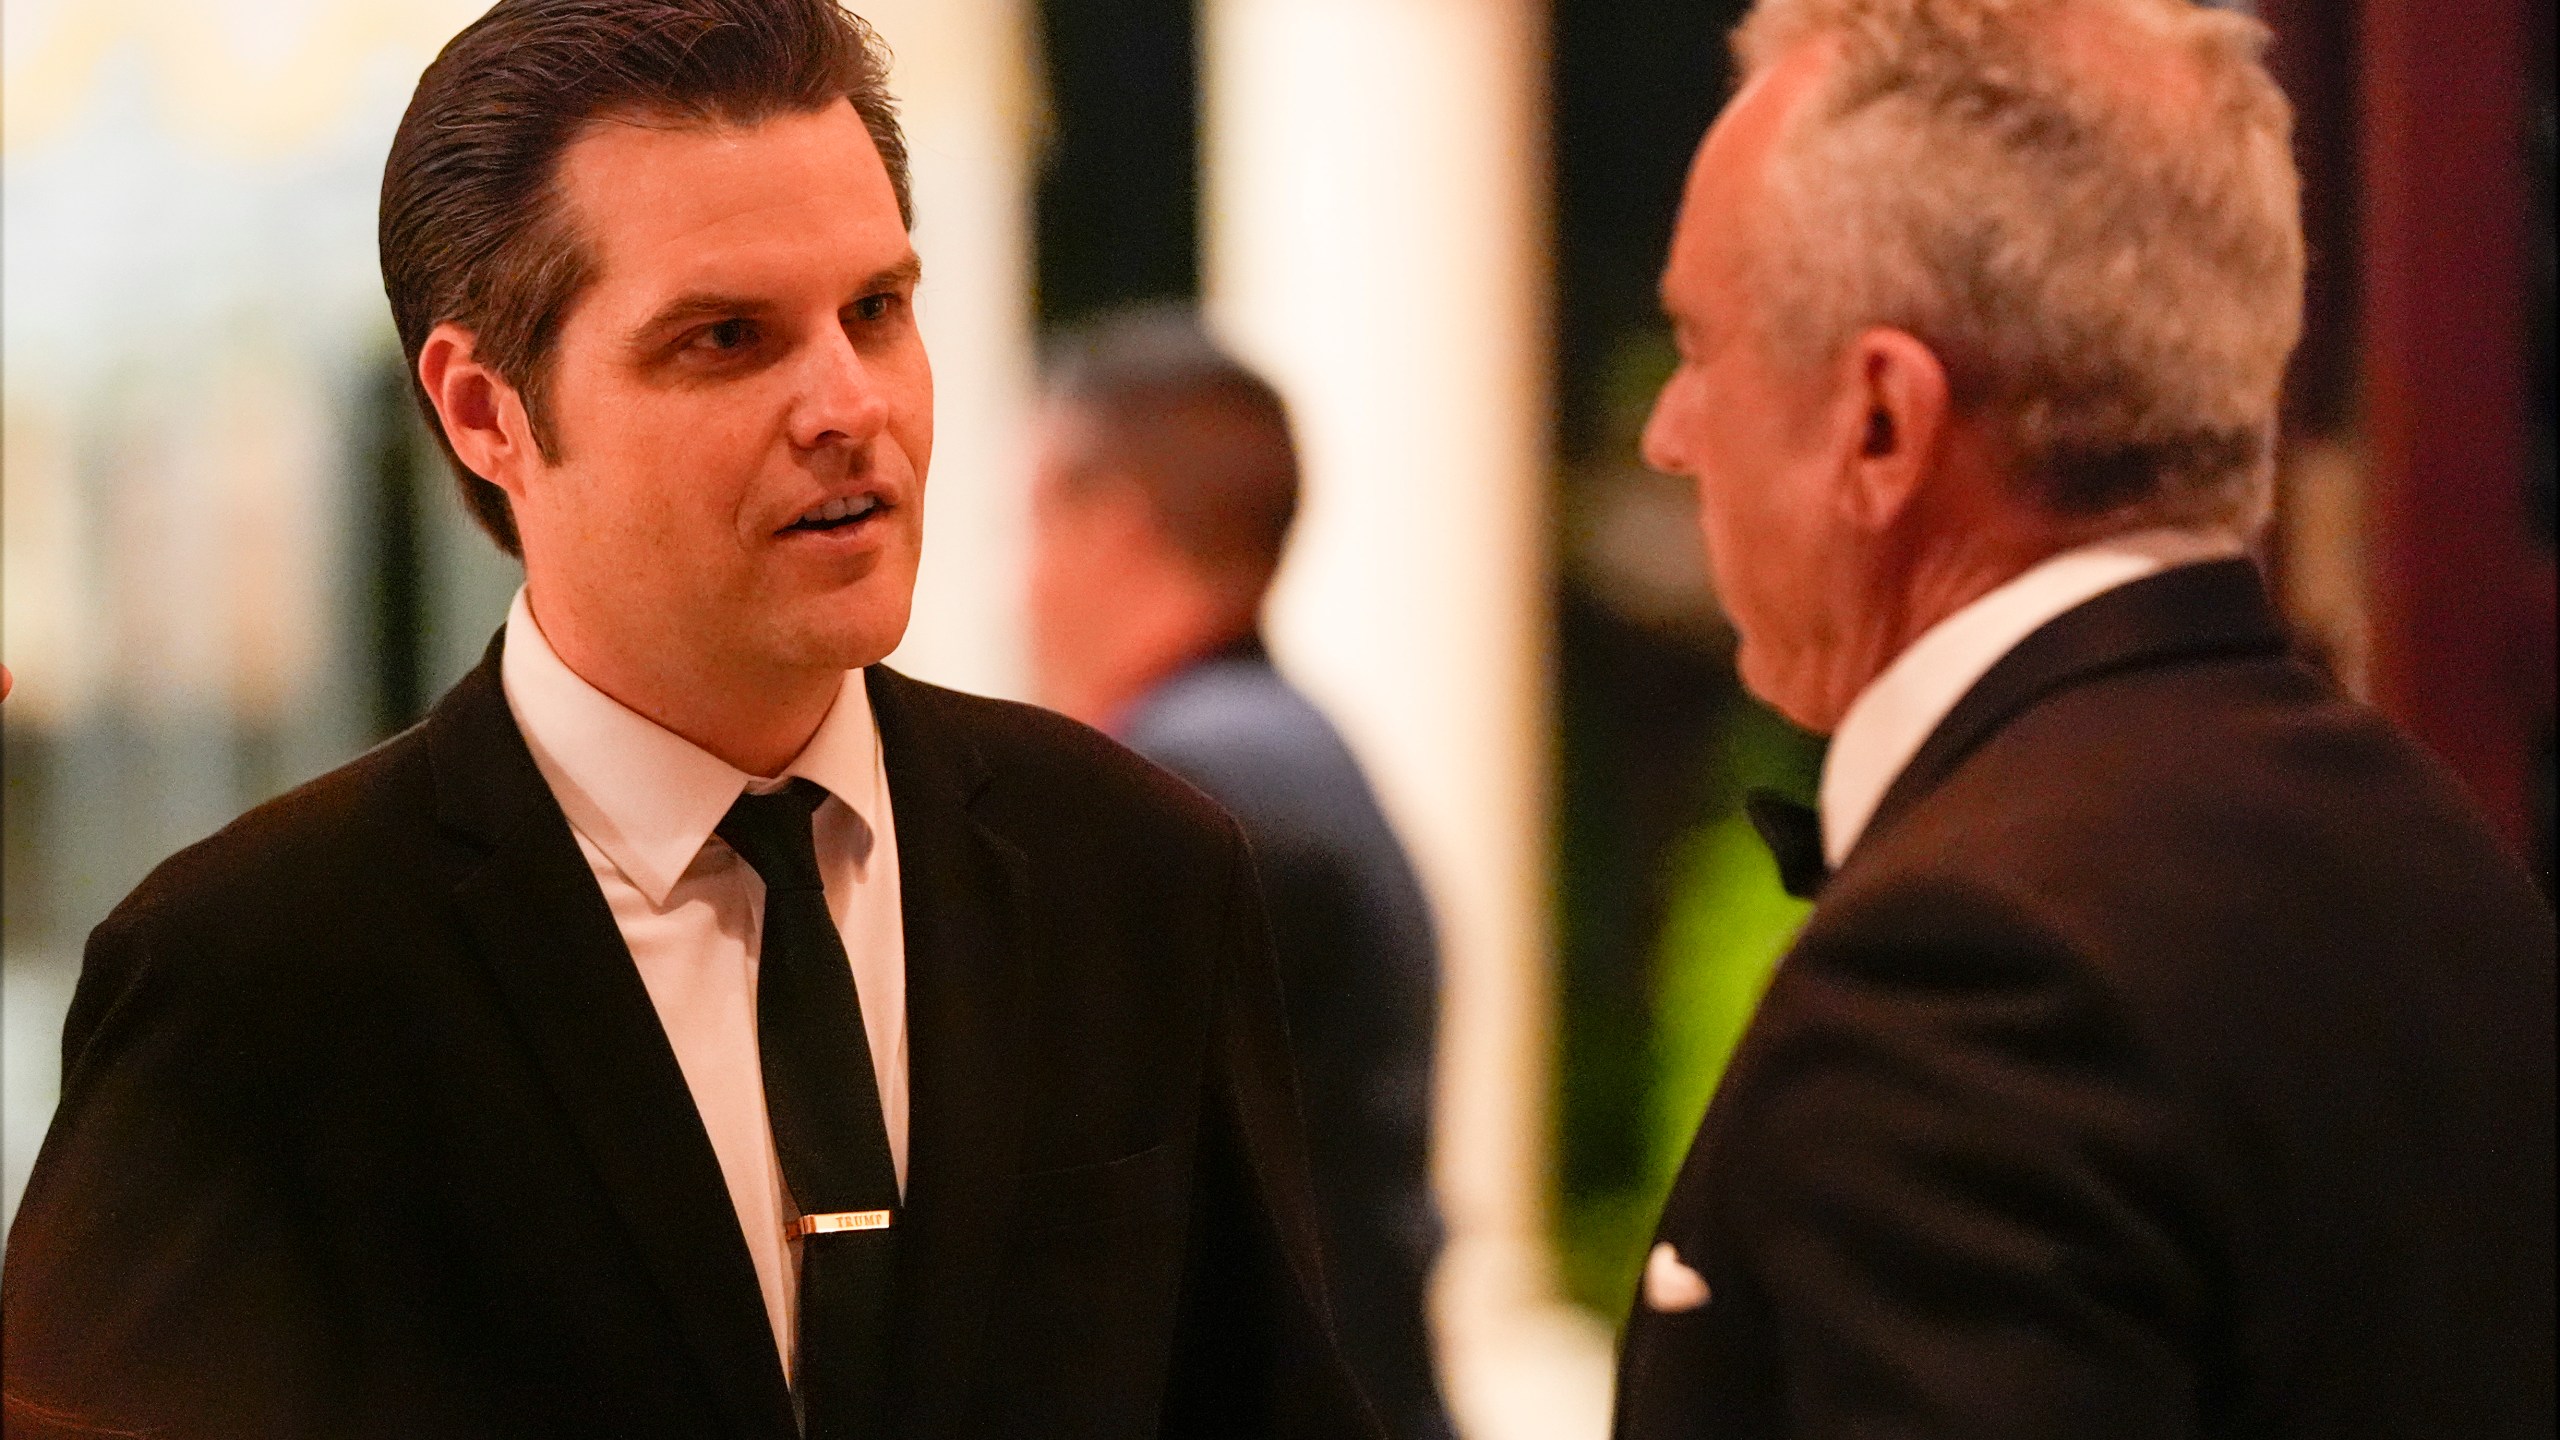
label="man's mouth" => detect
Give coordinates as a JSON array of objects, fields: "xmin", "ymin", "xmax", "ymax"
[{"xmin": 783, "ymin": 495, "xmax": 885, "ymax": 534}]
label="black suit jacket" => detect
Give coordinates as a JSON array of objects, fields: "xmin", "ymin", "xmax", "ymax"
[
  {"xmin": 1615, "ymin": 561, "xmax": 2557, "ymax": 1439},
  {"xmin": 0, "ymin": 646, "xmax": 1379, "ymax": 1440},
  {"xmin": 1122, "ymin": 646, "xmax": 1454, "ymax": 1440}
]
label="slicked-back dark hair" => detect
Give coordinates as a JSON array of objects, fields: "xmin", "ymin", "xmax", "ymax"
[
  {"xmin": 380, "ymin": 0, "xmax": 911, "ymax": 555},
  {"xmin": 1043, "ymin": 307, "xmax": 1301, "ymax": 596}
]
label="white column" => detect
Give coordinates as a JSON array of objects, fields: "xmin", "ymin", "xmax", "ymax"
[
  {"xmin": 866, "ymin": 0, "xmax": 1038, "ymax": 700},
  {"xmin": 1203, "ymin": 3, "xmax": 1608, "ymax": 1435}
]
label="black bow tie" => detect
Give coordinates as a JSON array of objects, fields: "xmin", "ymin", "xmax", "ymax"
[{"xmin": 1745, "ymin": 789, "xmax": 1831, "ymax": 900}]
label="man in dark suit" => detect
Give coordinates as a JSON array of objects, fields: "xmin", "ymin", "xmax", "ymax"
[
  {"xmin": 1024, "ymin": 313, "xmax": 1456, "ymax": 1440},
  {"xmin": 1615, "ymin": 2, "xmax": 2556, "ymax": 1437},
  {"xmin": 0, "ymin": 4, "xmax": 1375, "ymax": 1437}
]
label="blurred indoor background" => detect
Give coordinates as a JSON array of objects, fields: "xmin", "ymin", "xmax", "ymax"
[{"xmin": 3, "ymin": 2, "xmax": 2549, "ymax": 1435}]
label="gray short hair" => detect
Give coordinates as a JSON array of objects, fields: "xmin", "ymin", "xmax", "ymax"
[{"xmin": 1732, "ymin": 0, "xmax": 2304, "ymax": 532}]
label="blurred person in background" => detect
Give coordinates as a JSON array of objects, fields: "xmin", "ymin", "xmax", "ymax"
[
  {"xmin": 0, "ymin": 4, "xmax": 1379, "ymax": 1438},
  {"xmin": 1616, "ymin": 1, "xmax": 2556, "ymax": 1437},
  {"xmin": 1026, "ymin": 311, "xmax": 1457, "ymax": 1440}
]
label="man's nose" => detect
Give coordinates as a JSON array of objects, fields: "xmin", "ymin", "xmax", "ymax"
[
  {"xmin": 1639, "ymin": 386, "xmax": 1686, "ymax": 476},
  {"xmin": 790, "ymin": 327, "xmax": 891, "ymax": 452}
]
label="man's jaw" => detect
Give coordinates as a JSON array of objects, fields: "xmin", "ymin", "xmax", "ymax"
[{"xmin": 1739, "ymin": 625, "xmax": 1863, "ymax": 736}]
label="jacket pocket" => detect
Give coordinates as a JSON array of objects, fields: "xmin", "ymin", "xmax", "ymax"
[{"xmin": 1012, "ymin": 1141, "xmax": 1181, "ymax": 1234}]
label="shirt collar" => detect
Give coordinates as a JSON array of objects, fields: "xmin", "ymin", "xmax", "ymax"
[
  {"xmin": 498, "ymin": 587, "xmax": 881, "ymax": 906},
  {"xmin": 1816, "ymin": 527, "xmax": 2244, "ymax": 869}
]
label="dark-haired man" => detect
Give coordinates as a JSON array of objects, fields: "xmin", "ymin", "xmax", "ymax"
[
  {"xmin": 0, "ymin": 4, "xmax": 1377, "ymax": 1438},
  {"xmin": 1026, "ymin": 313, "xmax": 1457, "ymax": 1440}
]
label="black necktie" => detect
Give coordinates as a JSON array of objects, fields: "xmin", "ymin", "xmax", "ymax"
[
  {"xmin": 718, "ymin": 780, "xmax": 898, "ymax": 1439},
  {"xmin": 1744, "ymin": 788, "xmax": 1831, "ymax": 901}
]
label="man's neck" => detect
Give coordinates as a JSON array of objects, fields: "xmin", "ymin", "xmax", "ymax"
[
  {"xmin": 1815, "ymin": 524, "xmax": 2246, "ymax": 863},
  {"xmin": 1891, "ymin": 546, "xmax": 2047, "ymax": 668},
  {"xmin": 1803, "ymin": 531, "xmax": 2063, "ymax": 734},
  {"xmin": 1048, "ymin": 564, "xmax": 1256, "ymax": 732},
  {"xmin": 525, "ymin": 589, "xmax": 841, "ymax": 779},
  {"xmin": 1063, "ymin": 619, "xmax": 1244, "ymax": 734},
  {"xmin": 1862, "ymin": 514, "xmax": 2243, "ymax": 711}
]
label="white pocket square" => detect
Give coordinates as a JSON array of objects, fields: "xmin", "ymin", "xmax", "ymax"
[{"xmin": 1643, "ymin": 1241, "xmax": 1712, "ymax": 1313}]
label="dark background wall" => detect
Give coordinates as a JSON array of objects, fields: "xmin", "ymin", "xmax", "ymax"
[{"xmin": 1032, "ymin": 0, "xmax": 1198, "ymax": 328}]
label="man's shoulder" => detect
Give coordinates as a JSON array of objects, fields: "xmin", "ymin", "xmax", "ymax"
[
  {"xmin": 1124, "ymin": 658, "xmax": 1333, "ymax": 767},
  {"xmin": 879, "ymin": 669, "xmax": 1242, "ymax": 858},
  {"xmin": 105, "ymin": 719, "xmax": 445, "ymax": 948},
  {"xmin": 1117, "ymin": 660, "xmax": 1381, "ymax": 839},
  {"xmin": 1934, "ymin": 646, "xmax": 2496, "ymax": 867},
  {"xmin": 1818, "ymin": 647, "xmax": 2550, "ymax": 1017}
]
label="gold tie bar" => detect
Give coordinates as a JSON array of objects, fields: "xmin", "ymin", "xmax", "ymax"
[{"xmin": 794, "ymin": 1210, "xmax": 893, "ymax": 1237}]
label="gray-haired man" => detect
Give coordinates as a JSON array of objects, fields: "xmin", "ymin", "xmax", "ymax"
[{"xmin": 1617, "ymin": 2, "xmax": 2555, "ymax": 1436}]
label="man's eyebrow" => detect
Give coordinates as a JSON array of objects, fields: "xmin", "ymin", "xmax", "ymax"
[{"xmin": 863, "ymin": 253, "xmax": 925, "ymax": 293}]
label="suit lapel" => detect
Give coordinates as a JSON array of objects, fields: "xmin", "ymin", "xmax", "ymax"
[
  {"xmin": 1852, "ymin": 558, "xmax": 2289, "ymax": 867},
  {"xmin": 865, "ymin": 668, "xmax": 1038, "ymax": 1437},
  {"xmin": 427, "ymin": 645, "xmax": 797, "ymax": 1440}
]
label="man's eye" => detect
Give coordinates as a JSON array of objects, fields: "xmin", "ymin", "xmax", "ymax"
[
  {"xmin": 851, "ymin": 293, "xmax": 897, "ymax": 323},
  {"xmin": 695, "ymin": 318, "xmax": 757, "ymax": 352}
]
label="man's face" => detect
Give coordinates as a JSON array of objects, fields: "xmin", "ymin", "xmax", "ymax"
[
  {"xmin": 1642, "ymin": 45, "xmax": 1867, "ymax": 729},
  {"xmin": 515, "ymin": 101, "xmax": 931, "ymax": 679},
  {"xmin": 1023, "ymin": 402, "xmax": 1145, "ymax": 715}
]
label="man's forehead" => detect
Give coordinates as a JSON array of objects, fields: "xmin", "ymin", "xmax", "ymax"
[
  {"xmin": 554, "ymin": 104, "xmax": 904, "ymax": 292},
  {"xmin": 560, "ymin": 106, "xmax": 869, "ymax": 191},
  {"xmin": 1665, "ymin": 41, "xmax": 1833, "ymax": 306},
  {"xmin": 1705, "ymin": 41, "xmax": 1830, "ymax": 195},
  {"xmin": 1658, "ymin": 123, "xmax": 1737, "ymax": 317}
]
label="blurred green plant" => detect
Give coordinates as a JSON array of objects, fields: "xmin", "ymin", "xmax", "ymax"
[{"xmin": 1556, "ymin": 698, "xmax": 1817, "ymax": 1319}]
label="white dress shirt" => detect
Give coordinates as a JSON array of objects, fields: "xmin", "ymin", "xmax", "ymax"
[
  {"xmin": 498, "ymin": 589, "xmax": 906, "ymax": 1375},
  {"xmin": 1818, "ymin": 528, "xmax": 2246, "ymax": 868}
]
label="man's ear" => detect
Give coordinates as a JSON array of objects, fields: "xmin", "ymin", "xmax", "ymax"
[
  {"xmin": 1834, "ymin": 326, "xmax": 1949, "ymax": 532},
  {"xmin": 417, "ymin": 323, "xmax": 539, "ymax": 502}
]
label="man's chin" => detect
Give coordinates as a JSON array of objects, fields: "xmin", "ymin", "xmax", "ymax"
[{"xmin": 759, "ymin": 600, "xmax": 913, "ymax": 676}]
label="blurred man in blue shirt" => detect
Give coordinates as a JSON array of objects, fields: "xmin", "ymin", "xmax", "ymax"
[{"xmin": 1027, "ymin": 311, "xmax": 1458, "ymax": 1440}]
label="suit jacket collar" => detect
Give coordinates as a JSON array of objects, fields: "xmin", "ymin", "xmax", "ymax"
[
  {"xmin": 424, "ymin": 644, "xmax": 1040, "ymax": 1438},
  {"xmin": 1847, "ymin": 557, "xmax": 2288, "ymax": 872},
  {"xmin": 863, "ymin": 666, "xmax": 1039, "ymax": 1439},
  {"xmin": 1817, "ymin": 531, "xmax": 2245, "ymax": 867},
  {"xmin": 427, "ymin": 638, "xmax": 799, "ymax": 1438}
]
